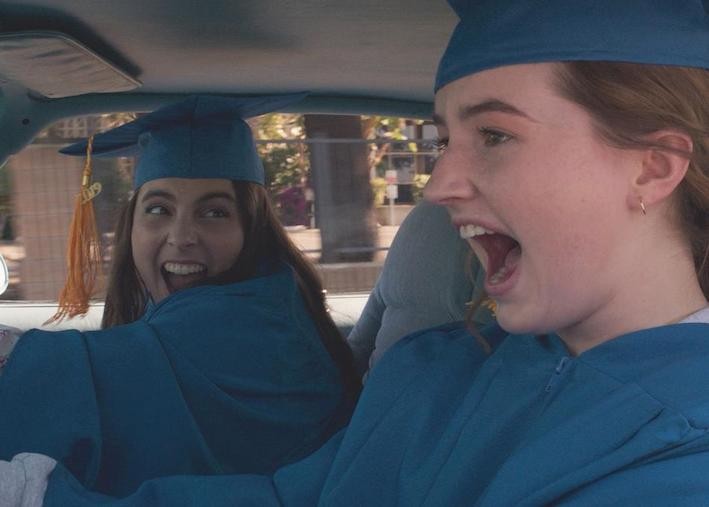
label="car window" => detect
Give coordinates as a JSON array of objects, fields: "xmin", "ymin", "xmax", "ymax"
[{"xmin": 0, "ymin": 112, "xmax": 439, "ymax": 302}]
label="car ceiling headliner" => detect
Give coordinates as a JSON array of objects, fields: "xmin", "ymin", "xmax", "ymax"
[
  {"xmin": 0, "ymin": 0, "xmax": 455, "ymax": 106},
  {"xmin": 0, "ymin": 1, "xmax": 456, "ymax": 163}
]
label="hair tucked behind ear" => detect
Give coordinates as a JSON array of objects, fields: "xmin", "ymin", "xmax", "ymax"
[
  {"xmin": 554, "ymin": 61, "xmax": 709, "ymax": 298},
  {"xmin": 102, "ymin": 182, "xmax": 361, "ymax": 401}
]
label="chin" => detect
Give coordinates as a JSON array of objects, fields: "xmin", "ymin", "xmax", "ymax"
[{"xmin": 495, "ymin": 305, "xmax": 551, "ymax": 337}]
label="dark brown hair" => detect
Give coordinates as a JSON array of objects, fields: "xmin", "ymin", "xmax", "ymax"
[
  {"xmin": 553, "ymin": 61, "xmax": 709, "ymax": 299},
  {"xmin": 102, "ymin": 181, "xmax": 360, "ymax": 399}
]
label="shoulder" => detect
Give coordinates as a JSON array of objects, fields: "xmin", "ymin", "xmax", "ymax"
[
  {"xmin": 366, "ymin": 321, "xmax": 507, "ymax": 384},
  {"xmin": 396, "ymin": 320, "xmax": 507, "ymax": 354},
  {"xmin": 145, "ymin": 264, "xmax": 301, "ymax": 325},
  {"xmin": 131, "ymin": 264, "xmax": 336, "ymax": 375},
  {"xmin": 0, "ymin": 328, "xmax": 90, "ymax": 391},
  {"xmin": 580, "ymin": 323, "xmax": 709, "ymax": 429},
  {"xmin": 5, "ymin": 327, "xmax": 85, "ymax": 356}
]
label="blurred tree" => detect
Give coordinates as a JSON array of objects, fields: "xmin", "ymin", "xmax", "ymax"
[
  {"xmin": 251, "ymin": 113, "xmax": 310, "ymax": 225},
  {"xmin": 362, "ymin": 116, "xmax": 418, "ymax": 177},
  {"xmin": 252, "ymin": 114, "xmax": 308, "ymax": 194},
  {"xmin": 365, "ymin": 116, "xmax": 426, "ymax": 204}
]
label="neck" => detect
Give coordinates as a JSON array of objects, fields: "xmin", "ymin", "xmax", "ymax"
[{"xmin": 558, "ymin": 231, "xmax": 707, "ymax": 356}]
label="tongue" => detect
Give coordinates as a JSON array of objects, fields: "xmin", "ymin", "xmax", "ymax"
[
  {"xmin": 163, "ymin": 272, "xmax": 207, "ymax": 294},
  {"xmin": 476, "ymin": 234, "xmax": 520, "ymax": 276}
]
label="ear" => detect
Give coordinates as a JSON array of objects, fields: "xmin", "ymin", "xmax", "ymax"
[{"xmin": 628, "ymin": 130, "xmax": 692, "ymax": 212}]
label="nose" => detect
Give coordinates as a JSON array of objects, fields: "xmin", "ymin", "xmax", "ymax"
[
  {"xmin": 423, "ymin": 147, "xmax": 478, "ymax": 205},
  {"xmin": 166, "ymin": 214, "xmax": 198, "ymax": 248}
]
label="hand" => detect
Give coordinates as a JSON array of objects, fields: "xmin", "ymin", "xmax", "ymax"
[
  {"xmin": 0, "ymin": 325, "xmax": 22, "ymax": 372},
  {"xmin": 0, "ymin": 453, "xmax": 57, "ymax": 507}
]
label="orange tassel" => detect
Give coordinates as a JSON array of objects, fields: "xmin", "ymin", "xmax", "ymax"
[{"xmin": 46, "ymin": 136, "xmax": 103, "ymax": 324}]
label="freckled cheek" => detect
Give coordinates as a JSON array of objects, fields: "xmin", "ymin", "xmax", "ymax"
[{"xmin": 525, "ymin": 214, "xmax": 605, "ymax": 292}]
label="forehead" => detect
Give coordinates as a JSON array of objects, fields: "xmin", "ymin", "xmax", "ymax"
[
  {"xmin": 433, "ymin": 63, "xmax": 561, "ymax": 120},
  {"xmin": 137, "ymin": 177, "xmax": 236, "ymax": 198}
]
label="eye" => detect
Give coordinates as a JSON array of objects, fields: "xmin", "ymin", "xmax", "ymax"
[
  {"xmin": 435, "ymin": 137, "xmax": 449, "ymax": 153},
  {"xmin": 145, "ymin": 204, "xmax": 169, "ymax": 215},
  {"xmin": 202, "ymin": 208, "xmax": 230, "ymax": 218},
  {"xmin": 478, "ymin": 127, "xmax": 512, "ymax": 147}
]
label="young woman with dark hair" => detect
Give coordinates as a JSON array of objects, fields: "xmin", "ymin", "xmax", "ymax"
[
  {"xmin": 102, "ymin": 179, "xmax": 357, "ymax": 397},
  {"xmin": 0, "ymin": 95, "xmax": 359, "ymax": 498}
]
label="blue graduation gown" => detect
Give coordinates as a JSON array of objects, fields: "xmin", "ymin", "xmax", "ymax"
[
  {"xmin": 0, "ymin": 265, "xmax": 351, "ymax": 497},
  {"xmin": 44, "ymin": 320, "xmax": 709, "ymax": 505}
]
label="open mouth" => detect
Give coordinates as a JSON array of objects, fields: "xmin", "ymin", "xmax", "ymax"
[
  {"xmin": 459, "ymin": 225, "xmax": 521, "ymax": 288},
  {"xmin": 161, "ymin": 262, "xmax": 208, "ymax": 294}
]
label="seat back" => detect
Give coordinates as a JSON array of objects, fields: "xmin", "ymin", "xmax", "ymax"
[{"xmin": 347, "ymin": 200, "xmax": 489, "ymax": 378}]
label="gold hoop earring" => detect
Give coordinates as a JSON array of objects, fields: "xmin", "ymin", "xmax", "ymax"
[{"xmin": 639, "ymin": 197, "xmax": 647, "ymax": 216}]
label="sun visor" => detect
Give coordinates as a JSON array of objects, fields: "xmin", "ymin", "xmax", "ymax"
[{"xmin": 0, "ymin": 31, "xmax": 141, "ymax": 98}]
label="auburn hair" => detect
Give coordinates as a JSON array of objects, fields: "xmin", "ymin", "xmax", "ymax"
[{"xmin": 554, "ymin": 61, "xmax": 709, "ymax": 299}]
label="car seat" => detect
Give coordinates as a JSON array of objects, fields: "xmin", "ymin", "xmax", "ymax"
[{"xmin": 347, "ymin": 200, "xmax": 490, "ymax": 379}]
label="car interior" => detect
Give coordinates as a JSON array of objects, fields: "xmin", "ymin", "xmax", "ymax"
[{"xmin": 0, "ymin": 1, "xmax": 475, "ymax": 369}]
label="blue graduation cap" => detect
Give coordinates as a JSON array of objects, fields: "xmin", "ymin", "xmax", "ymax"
[
  {"xmin": 436, "ymin": 0, "xmax": 709, "ymax": 91},
  {"xmin": 61, "ymin": 93, "xmax": 307, "ymax": 187}
]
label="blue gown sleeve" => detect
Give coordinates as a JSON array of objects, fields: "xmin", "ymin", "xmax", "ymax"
[
  {"xmin": 0, "ymin": 328, "xmax": 103, "ymax": 485},
  {"xmin": 42, "ymin": 430, "xmax": 346, "ymax": 507},
  {"xmin": 45, "ymin": 466, "xmax": 281, "ymax": 507},
  {"xmin": 0, "ymin": 267, "xmax": 350, "ymax": 497}
]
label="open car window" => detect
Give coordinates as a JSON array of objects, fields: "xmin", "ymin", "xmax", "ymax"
[
  {"xmin": 0, "ymin": 112, "xmax": 439, "ymax": 328},
  {"xmin": 0, "ymin": 0, "xmax": 452, "ymax": 332}
]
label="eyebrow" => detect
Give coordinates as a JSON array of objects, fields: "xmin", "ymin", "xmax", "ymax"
[
  {"xmin": 140, "ymin": 190, "xmax": 237, "ymax": 204},
  {"xmin": 195, "ymin": 192, "xmax": 237, "ymax": 205},
  {"xmin": 140, "ymin": 189, "xmax": 175, "ymax": 202},
  {"xmin": 432, "ymin": 99, "xmax": 536, "ymax": 126}
]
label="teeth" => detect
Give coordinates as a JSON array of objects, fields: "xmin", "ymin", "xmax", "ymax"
[
  {"xmin": 459, "ymin": 224, "xmax": 494, "ymax": 239},
  {"xmin": 163, "ymin": 262, "xmax": 206, "ymax": 275}
]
